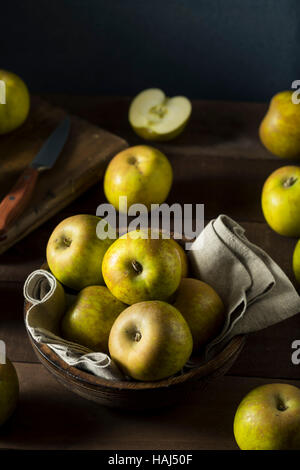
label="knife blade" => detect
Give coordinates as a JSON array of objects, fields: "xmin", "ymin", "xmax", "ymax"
[
  {"xmin": 0, "ymin": 116, "xmax": 71, "ymax": 237},
  {"xmin": 30, "ymin": 116, "xmax": 70, "ymax": 170}
]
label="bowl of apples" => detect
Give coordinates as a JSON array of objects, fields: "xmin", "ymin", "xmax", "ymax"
[
  {"xmin": 24, "ymin": 215, "xmax": 244, "ymax": 410},
  {"xmin": 24, "ymin": 144, "xmax": 244, "ymax": 410}
]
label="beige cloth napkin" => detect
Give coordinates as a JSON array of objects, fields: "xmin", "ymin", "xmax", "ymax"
[
  {"xmin": 24, "ymin": 270, "xmax": 124, "ymax": 380},
  {"xmin": 23, "ymin": 215, "xmax": 300, "ymax": 379},
  {"xmin": 190, "ymin": 214, "xmax": 300, "ymax": 358}
]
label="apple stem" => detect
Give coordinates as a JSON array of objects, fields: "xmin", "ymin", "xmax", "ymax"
[
  {"xmin": 134, "ymin": 332, "xmax": 142, "ymax": 342},
  {"xmin": 276, "ymin": 397, "xmax": 287, "ymax": 411},
  {"xmin": 63, "ymin": 237, "xmax": 72, "ymax": 247},
  {"xmin": 283, "ymin": 176, "xmax": 297, "ymax": 188},
  {"xmin": 127, "ymin": 156, "xmax": 137, "ymax": 165},
  {"xmin": 131, "ymin": 260, "xmax": 143, "ymax": 274}
]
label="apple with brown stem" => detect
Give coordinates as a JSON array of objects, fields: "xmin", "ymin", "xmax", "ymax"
[{"xmin": 109, "ymin": 300, "xmax": 193, "ymax": 381}]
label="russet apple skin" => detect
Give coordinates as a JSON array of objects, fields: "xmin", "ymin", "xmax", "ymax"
[
  {"xmin": 259, "ymin": 91, "xmax": 300, "ymax": 159},
  {"xmin": 293, "ymin": 240, "xmax": 300, "ymax": 283},
  {"xmin": 0, "ymin": 359, "xmax": 19, "ymax": 426},
  {"xmin": 173, "ymin": 278, "xmax": 225, "ymax": 352},
  {"xmin": 234, "ymin": 383, "xmax": 300, "ymax": 450},
  {"xmin": 61, "ymin": 285, "xmax": 126, "ymax": 352},
  {"xmin": 46, "ymin": 214, "xmax": 113, "ymax": 290},
  {"xmin": 168, "ymin": 239, "xmax": 188, "ymax": 278},
  {"xmin": 102, "ymin": 230, "xmax": 182, "ymax": 305},
  {"xmin": 103, "ymin": 145, "xmax": 173, "ymax": 212},
  {"xmin": 261, "ymin": 166, "xmax": 300, "ymax": 236},
  {"xmin": 108, "ymin": 301, "xmax": 193, "ymax": 381}
]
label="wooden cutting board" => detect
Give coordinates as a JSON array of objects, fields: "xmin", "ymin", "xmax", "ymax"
[{"xmin": 0, "ymin": 97, "xmax": 128, "ymax": 254}]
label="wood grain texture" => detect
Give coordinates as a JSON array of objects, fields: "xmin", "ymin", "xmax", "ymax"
[
  {"xmin": 1, "ymin": 363, "xmax": 299, "ymax": 450},
  {"xmin": 0, "ymin": 97, "xmax": 127, "ymax": 254}
]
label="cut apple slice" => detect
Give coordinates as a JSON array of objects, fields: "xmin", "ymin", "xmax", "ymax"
[{"xmin": 129, "ymin": 88, "xmax": 192, "ymax": 141}]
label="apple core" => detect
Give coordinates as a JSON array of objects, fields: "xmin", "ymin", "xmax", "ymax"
[{"xmin": 129, "ymin": 88, "xmax": 191, "ymax": 141}]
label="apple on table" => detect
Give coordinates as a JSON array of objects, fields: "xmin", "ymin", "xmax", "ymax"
[
  {"xmin": 261, "ymin": 166, "xmax": 300, "ymax": 237},
  {"xmin": 234, "ymin": 383, "xmax": 300, "ymax": 450},
  {"xmin": 293, "ymin": 239, "xmax": 300, "ymax": 284},
  {"xmin": 129, "ymin": 88, "xmax": 192, "ymax": 141},
  {"xmin": 0, "ymin": 359, "xmax": 19, "ymax": 427},
  {"xmin": 0, "ymin": 69, "xmax": 30, "ymax": 134},
  {"xmin": 260, "ymin": 91, "xmax": 300, "ymax": 159},
  {"xmin": 104, "ymin": 145, "xmax": 173, "ymax": 213}
]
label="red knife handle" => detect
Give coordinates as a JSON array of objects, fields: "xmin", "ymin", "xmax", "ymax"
[{"xmin": 0, "ymin": 167, "xmax": 39, "ymax": 235}]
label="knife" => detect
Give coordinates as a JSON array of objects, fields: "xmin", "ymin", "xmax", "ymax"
[{"xmin": 0, "ymin": 116, "xmax": 71, "ymax": 236}]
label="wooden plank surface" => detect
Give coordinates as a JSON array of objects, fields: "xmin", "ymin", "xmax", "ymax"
[
  {"xmin": 0, "ymin": 363, "xmax": 299, "ymax": 450},
  {"xmin": 0, "ymin": 97, "xmax": 127, "ymax": 254},
  {"xmin": 1, "ymin": 95, "xmax": 300, "ymax": 450},
  {"xmin": 2, "ymin": 361, "xmax": 239, "ymax": 450}
]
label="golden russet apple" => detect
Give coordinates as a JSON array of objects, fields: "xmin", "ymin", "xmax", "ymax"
[
  {"xmin": 102, "ymin": 230, "xmax": 182, "ymax": 305},
  {"xmin": 108, "ymin": 301, "xmax": 193, "ymax": 381},
  {"xmin": 173, "ymin": 278, "xmax": 225, "ymax": 352},
  {"xmin": 259, "ymin": 91, "xmax": 300, "ymax": 159},
  {"xmin": 47, "ymin": 214, "xmax": 113, "ymax": 290},
  {"xmin": 0, "ymin": 69, "xmax": 30, "ymax": 134},
  {"xmin": 168, "ymin": 238, "xmax": 188, "ymax": 278},
  {"xmin": 129, "ymin": 88, "xmax": 192, "ymax": 141},
  {"xmin": 234, "ymin": 383, "xmax": 300, "ymax": 450},
  {"xmin": 0, "ymin": 359, "xmax": 19, "ymax": 426},
  {"xmin": 293, "ymin": 240, "xmax": 300, "ymax": 283},
  {"xmin": 261, "ymin": 166, "xmax": 300, "ymax": 236},
  {"xmin": 103, "ymin": 145, "xmax": 173, "ymax": 212},
  {"xmin": 61, "ymin": 286, "xmax": 126, "ymax": 352}
]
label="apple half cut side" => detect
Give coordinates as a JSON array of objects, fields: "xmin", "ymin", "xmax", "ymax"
[{"xmin": 129, "ymin": 88, "xmax": 192, "ymax": 141}]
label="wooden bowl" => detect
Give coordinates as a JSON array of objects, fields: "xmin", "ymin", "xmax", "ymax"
[{"xmin": 24, "ymin": 301, "xmax": 245, "ymax": 410}]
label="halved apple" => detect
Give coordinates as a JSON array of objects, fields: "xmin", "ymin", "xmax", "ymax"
[{"xmin": 129, "ymin": 88, "xmax": 191, "ymax": 141}]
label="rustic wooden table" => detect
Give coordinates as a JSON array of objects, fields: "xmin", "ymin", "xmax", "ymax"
[{"xmin": 0, "ymin": 96, "xmax": 299, "ymax": 450}]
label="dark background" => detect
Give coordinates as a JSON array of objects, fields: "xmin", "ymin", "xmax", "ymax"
[{"xmin": 2, "ymin": 0, "xmax": 299, "ymax": 101}]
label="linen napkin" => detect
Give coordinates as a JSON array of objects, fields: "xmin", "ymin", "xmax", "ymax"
[
  {"xmin": 189, "ymin": 214, "xmax": 300, "ymax": 358},
  {"xmin": 24, "ymin": 270, "xmax": 124, "ymax": 380}
]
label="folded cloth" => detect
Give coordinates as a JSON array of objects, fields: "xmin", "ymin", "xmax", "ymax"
[
  {"xmin": 189, "ymin": 214, "xmax": 300, "ymax": 358},
  {"xmin": 24, "ymin": 270, "xmax": 124, "ymax": 380}
]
